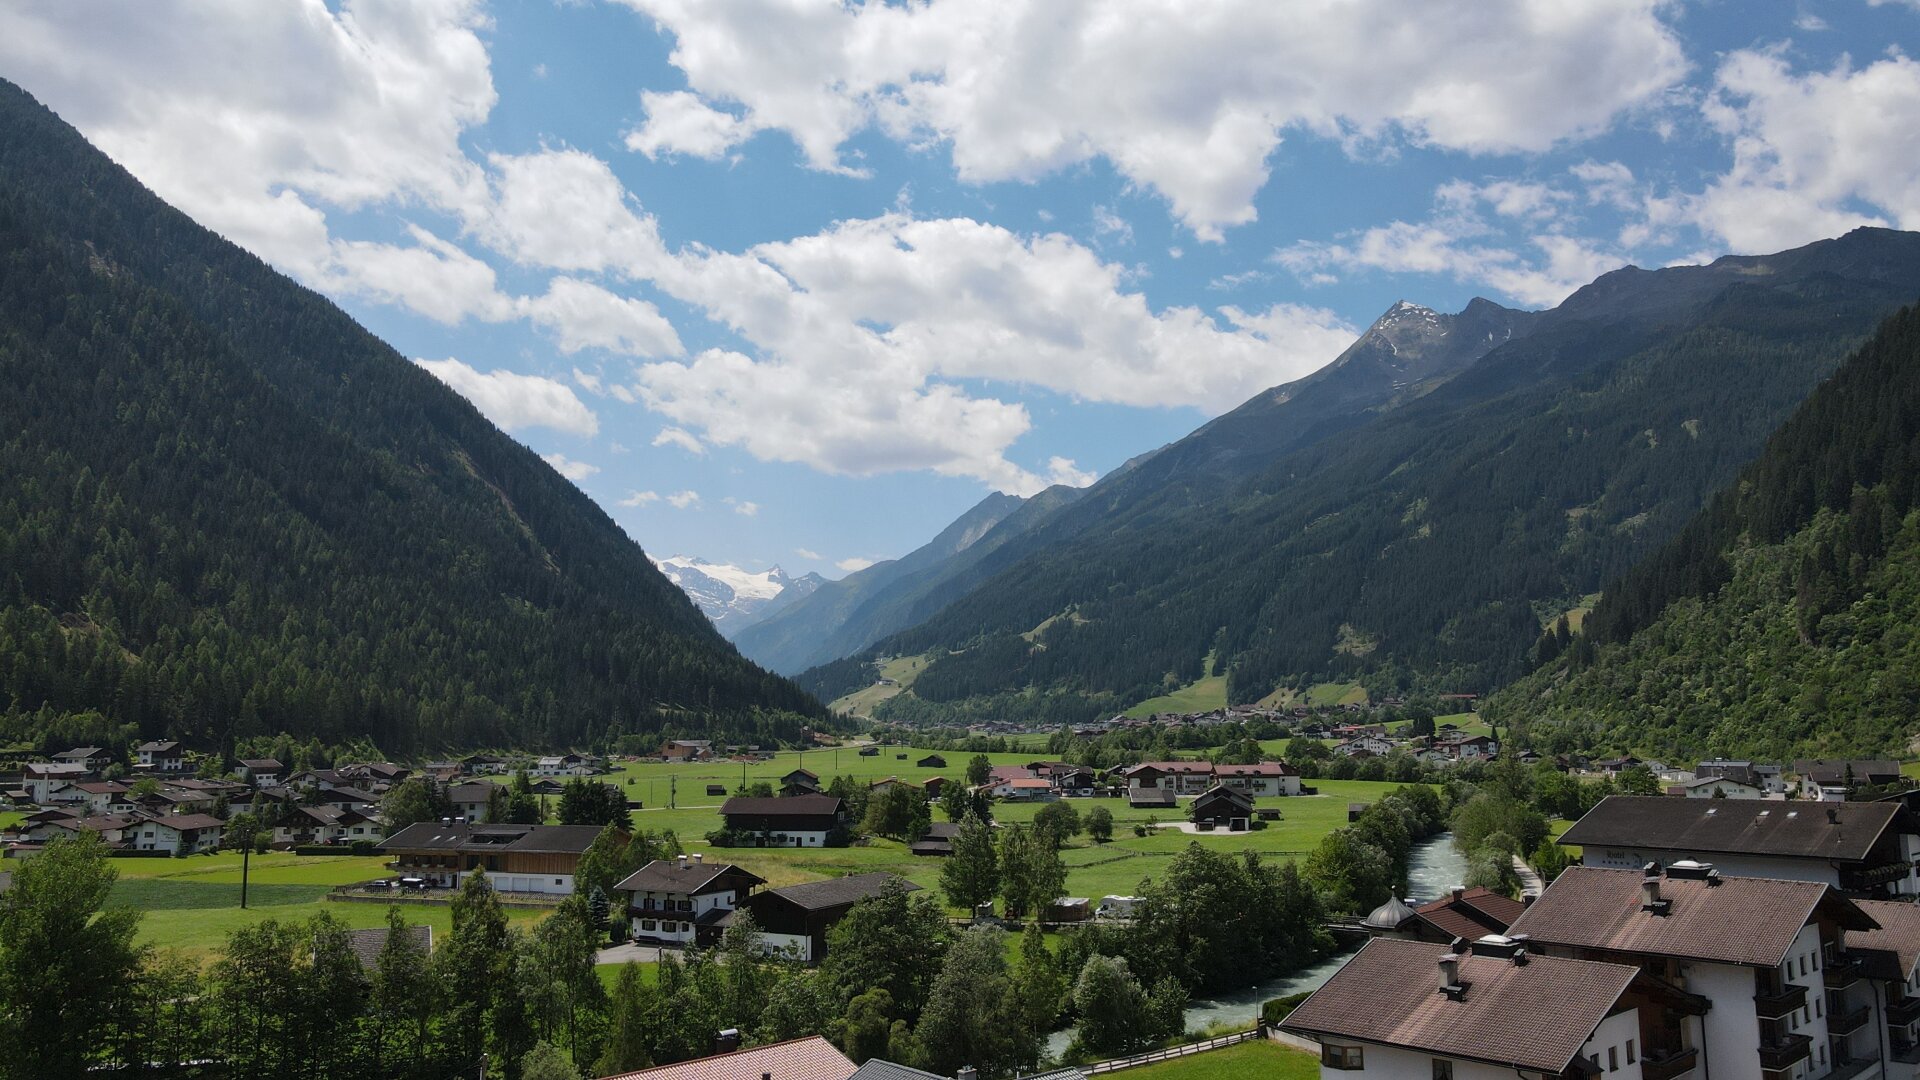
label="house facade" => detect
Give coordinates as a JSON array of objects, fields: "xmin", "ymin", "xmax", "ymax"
[
  {"xmin": 134, "ymin": 741, "xmax": 184, "ymax": 772},
  {"xmin": 1213, "ymin": 762, "xmax": 1301, "ymax": 796},
  {"xmin": 718, "ymin": 794, "xmax": 845, "ymax": 847},
  {"xmin": 616, "ymin": 854, "xmax": 765, "ymax": 947},
  {"xmin": 1561, "ymin": 795, "xmax": 1920, "ymax": 899},
  {"xmin": 377, "ymin": 822, "xmax": 605, "ymax": 894},
  {"xmin": 734, "ymin": 873, "xmax": 920, "ymax": 962}
]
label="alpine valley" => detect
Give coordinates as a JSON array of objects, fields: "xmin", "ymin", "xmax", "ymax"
[{"xmin": 781, "ymin": 229, "xmax": 1920, "ymax": 731}]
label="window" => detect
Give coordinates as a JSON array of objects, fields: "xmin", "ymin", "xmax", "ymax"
[
  {"xmin": 1608, "ymin": 1047, "xmax": 1618, "ymax": 1071},
  {"xmin": 1626, "ymin": 1040, "xmax": 1636, "ymax": 1064},
  {"xmin": 640, "ymin": 920, "xmax": 656, "ymax": 931},
  {"xmin": 1432, "ymin": 1059, "xmax": 1453, "ymax": 1079},
  {"xmin": 1815, "ymin": 999, "xmax": 1822, "ymax": 1017},
  {"xmin": 1321, "ymin": 1045, "xmax": 1363, "ymax": 1070}
]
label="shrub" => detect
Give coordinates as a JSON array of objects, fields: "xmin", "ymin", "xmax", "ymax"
[{"xmin": 1261, "ymin": 990, "xmax": 1314, "ymax": 1026}]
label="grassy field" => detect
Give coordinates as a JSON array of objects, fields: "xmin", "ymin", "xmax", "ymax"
[
  {"xmin": 0, "ymin": 809, "xmax": 24, "ymax": 832},
  {"xmin": 1116, "ymin": 1040, "xmax": 1318, "ymax": 1079},
  {"xmin": 828, "ymin": 654, "xmax": 932, "ymax": 718},
  {"xmin": 1123, "ymin": 671, "xmax": 1230, "ymax": 718},
  {"xmin": 107, "ymin": 851, "xmax": 547, "ymax": 959},
  {"xmin": 588, "ymin": 742, "xmax": 1414, "ymax": 904}
]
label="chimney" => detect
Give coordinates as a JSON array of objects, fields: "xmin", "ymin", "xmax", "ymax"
[
  {"xmin": 1641, "ymin": 864, "xmax": 1671, "ymax": 915},
  {"xmin": 693, "ymin": 852, "xmax": 704, "ymax": 865},
  {"xmin": 958, "ymin": 1069, "xmax": 979, "ymax": 1080},
  {"xmin": 678, "ymin": 853, "xmax": 689, "ymax": 870},
  {"xmin": 714, "ymin": 1028, "xmax": 740, "ymax": 1055},
  {"xmin": 1450, "ymin": 885, "xmax": 1465, "ymax": 903},
  {"xmin": 1437, "ymin": 953, "xmax": 1464, "ymax": 998},
  {"xmin": 1828, "ymin": 807, "xmax": 1840, "ymax": 824}
]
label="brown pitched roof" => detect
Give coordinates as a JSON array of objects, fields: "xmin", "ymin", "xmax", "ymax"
[
  {"xmin": 342, "ymin": 924, "xmax": 432, "ymax": 971},
  {"xmin": 719, "ymin": 794, "xmax": 842, "ymax": 818},
  {"xmin": 599, "ymin": 1035, "xmax": 855, "ymax": 1080},
  {"xmin": 761, "ymin": 872, "xmax": 919, "ymax": 912},
  {"xmin": 1849, "ymin": 899, "xmax": 1920, "ymax": 981},
  {"xmin": 614, "ymin": 859, "xmax": 765, "ymax": 896},
  {"xmin": 1507, "ymin": 865, "xmax": 1874, "ymax": 968},
  {"xmin": 1559, "ymin": 795, "xmax": 1909, "ymax": 863},
  {"xmin": 1414, "ymin": 887, "xmax": 1527, "ymax": 942},
  {"xmin": 1280, "ymin": 937, "xmax": 1637, "ymax": 1073},
  {"xmin": 378, "ymin": 822, "xmax": 605, "ymax": 855}
]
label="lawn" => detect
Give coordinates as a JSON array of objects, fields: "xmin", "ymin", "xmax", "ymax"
[
  {"xmin": 1115, "ymin": 1039, "xmax": 1318, "ymax": 1079},
  {"xmin": 0, "ymin": 809, "xmax": 24, "ymax": 832},
  {"xmin": 109, "ymin": 851, "xmax": 547, "ymax": 959}
]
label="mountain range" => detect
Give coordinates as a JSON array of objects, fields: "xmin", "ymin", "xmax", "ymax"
[
  {"xmin": 649, "ymin": 556, "xmax": 825, "ymax": 637},
  {"xmin": 0, "ymin": 78, "xmax": 823, "ymax": 757},
  {"xmin": 794, "ymin": 228, "xmax": 1920, "ymax": 727}
]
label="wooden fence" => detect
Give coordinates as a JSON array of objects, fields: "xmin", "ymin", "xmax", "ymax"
[{"xmin": 1083, "ymin": 1027, "xmax": 1262, "ymax": 1074}]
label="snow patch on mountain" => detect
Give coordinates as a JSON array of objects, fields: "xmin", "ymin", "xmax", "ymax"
[{"xmin": 651, "ymin": 555, "xmax": 826, "ymax": 638}]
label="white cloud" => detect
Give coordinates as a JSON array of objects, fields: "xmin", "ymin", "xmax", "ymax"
[
  {"xmin": 520, "ymin": 276, "xmax": 683, "ymax": 356},
  {"xmin": 836, "ymin": 556, "xmax": 877, "ymax": 573},
  {"xmin": 631, "ymin": 211, "xmax": 1357, "ymax": 491},
  {"xmin": 414, "ymin": 358, "xmax": 601, "ymax": 436},
  {"xmin": 652, "ymin": 427, "xmax": 707, "ymax": 455},
  {"xmin": 619, "ymin": 490, "xmax": 661, "ymax": 506},
  {"xmin": 795, "ymin": 547, "xmax": 824, "ymax": 561},
  {"xmin": 627, "ymin": 90, "xmax": 756, "ymax": 160},
  {"xmin": 1274, "ymin": 173, "xmax": 1630, "ymax": 308},
  {"xmin": 724, "ymin": 497, "xmax": 761, "ymax": 517},
  {"xmin": 480, "ymin": 148, "xmax": 670, "ymax": 277},
  {"xmin": 666, "ymin": 490, "xmax": 703, "ymax": 509},
  {"xmin": 0, "ymin": 0, "xmax": 495, "ymax": 279},
  {"xmin": 1683, "ymin": 48, "xmax": 1920, "ymax": 252},
  {"xmin": 1092, "ymin": 205, "xmax": 1134, "ymax": 246},
  {"xmin": 330, "ymin": 224, "xmax": 515, "ymax": 325},
  {"xmin": 573, "ymin": 369, "xmax": 605, "ymax": 395},
  {"xmin": 541, "ymin": 453, "xmax": 600, "ymax": 481},
  {"xmin": 1045, "ymin": 457, "xmax": 1098, "ymax": 487},
  {"xmin": 613, "ymin": 0, "xmax": 1686, "ymax": 237}
]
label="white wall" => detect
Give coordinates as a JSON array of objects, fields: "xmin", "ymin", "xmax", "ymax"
[
  {"xmin": 1581, "ymin": 847, "xmax": 1844, "ymax": 889},
  {"xmin": 1691, "ymin": 960, "xmax": 1765, "ymax": 1077},
  {"xmin": 477, "ymin": 870, "xmax": 572, "ymax": 895},
  {"xmin": 1318, "ymin": 1028, "xmax": 1643, "ymax": 1080}
]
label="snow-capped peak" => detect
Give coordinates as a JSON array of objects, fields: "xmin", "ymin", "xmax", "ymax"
[{"xmin": 652, "ymin": 555, "xmax": 824, "ymax": 638}]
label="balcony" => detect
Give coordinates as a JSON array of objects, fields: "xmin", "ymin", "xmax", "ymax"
[
  {"xmin": 1825, "ymin": 1057, "xmax": 1882, "ymax": 1080},
  {"xmin": 1639, "ymin": 1046, "xmax": 1698, "ymax": 1080},
  {"xmin": 1889, "ymin": 995, "xmax": 1920, "ymax": 1026},
  {"xmin": 1758, "ymin": 1034, "xmax": 1811, "ymax": 1072},
  {"xmin": 1829, "ymin": 1004, "xmax": 1872, "ymax": 1036},
  {"xmin": 1753, "ymin": 982, "xmax": 1808, "ymax": 1018},
  {"xmin": 1825, "ymin": 953, "xmax": 1864, "ymax": 989}
]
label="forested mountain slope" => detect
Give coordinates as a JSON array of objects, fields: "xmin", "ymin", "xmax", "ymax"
[
  {"xmin": 736, "ymin": 485, "xmax": 1086, "ymax": 674},
  {"xmin": 784, "ymin": 297, "xmax": 1533, "ymax": 686},
  {"xmin": 0, "ymin": 80, "xmax": 823, "ymax": 756},
  {"xmin": 1488, "ymin": 301, "xmax": 1920, "ymax": 760},
  {"xmin": 809, "ymin": 230, "xmax": 1920, "ymax": 724}
]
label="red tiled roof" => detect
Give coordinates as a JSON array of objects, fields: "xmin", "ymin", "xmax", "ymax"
[
  {"xmin": 599, "ymin": 1035, "xmax": 856, "ymax": 1080},
  {"xmin": 1414, "ymin": 887, "xmax": 1526, "ymax": 942}
]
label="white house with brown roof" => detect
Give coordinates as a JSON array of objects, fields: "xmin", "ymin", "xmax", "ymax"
[
  {"xmin": 134, "ymin": 741, "xmax": 184, "ymax": 772},
  {"xmin": 1508, "ymin": 861, "xmax": 1884, "ymax": 1080},
  {"xmin": 616, "ymin": 854, "xmax": 765, "ymax": 947},
  {"xmin": 1282, "ymin": 934, "xmax": 1651, "ymax": 1078},
  {"xmin": 1213, "ymin": 761, "xmax": 1300, "ymax": 796}
]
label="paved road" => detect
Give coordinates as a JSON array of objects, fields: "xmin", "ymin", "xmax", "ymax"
[
  {"xmin": 596, "ymin": 943, "xmax": 669, "ymax": 965},
  {"xmin": 1512, "ymin": 855, "xmax": 1545, "ymax": 898}
]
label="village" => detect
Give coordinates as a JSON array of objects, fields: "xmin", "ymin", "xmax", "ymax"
[{"xmin": 8, "ymin": 726, "xmax": 1920, "ymax": 1078}]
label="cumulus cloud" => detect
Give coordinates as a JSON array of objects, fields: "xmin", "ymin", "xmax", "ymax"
[
  {"xmin": 613, "ymin": 0, "xmax": 1686, "ymax": 237},
  {"xmin": 414, "ymin": 358, "xmax": 601, "ymax": 436},
  {"xmin": 520, "ymin": 276, "xmax": 683, "ymax": 356},
  {"xmin": 0, "ymin": 0, "xmax": 495, "ymax": 277},
  {"xmin": 1045, "ymin": 457, "xmax": 1099, "ymax": 487},
  {"xmin": 479, "ymin": 148, "xmax": 670, "ymax": 276},
  {"xmin": 724, "ymin": 497, "xmax": 760, "ymax": 516},
  {"xmin": 1274, "ymin": 172, "xmax": 1630, "ymax": 308},
  {"xmin": 619, "ymin": 490, "xmax": 661, "ymax": 507},
  {"xmin": 666, "ymin": 490, "xmax": 702, "ymax": 509},
  {"xmin": 836, "ymin": 556, "xmax": 877, "ymax": 573},
  {"xmin": 794, "ymin": 547, "xmax": 824, "ymax": 560},
  {"xmin": 652, "ymin": 427, "xmax": 707, "ymax": 455},
  {"xmin": 1683, "ymin": 48, "xmax": 1920, "ymax": 252},
  {"xmin": 541, "ymin": 453, "xmax": 600, "ymax": 481}
]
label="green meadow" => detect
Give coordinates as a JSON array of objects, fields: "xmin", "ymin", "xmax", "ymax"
[
  {"xmin": 106, "ymin": 851, "xmax": 546, "ymax": 959},
  {"xmin": 1116, "ymin": 1040, "xmax": 1318, "ymax": 1079}
]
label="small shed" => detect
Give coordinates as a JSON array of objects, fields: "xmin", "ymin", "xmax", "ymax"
[
  {"xmin": 917, "ymin": 754, "xmax": 947, "ymax": 768},
  {"xmin": 1189, "ymin": 785, "xmax": 1254, "ymax": 830}
]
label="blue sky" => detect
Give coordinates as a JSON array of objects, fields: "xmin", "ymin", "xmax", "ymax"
[{"xmin": 5, "ymin": 0, "xmax": 1918, "ymax": 577}]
